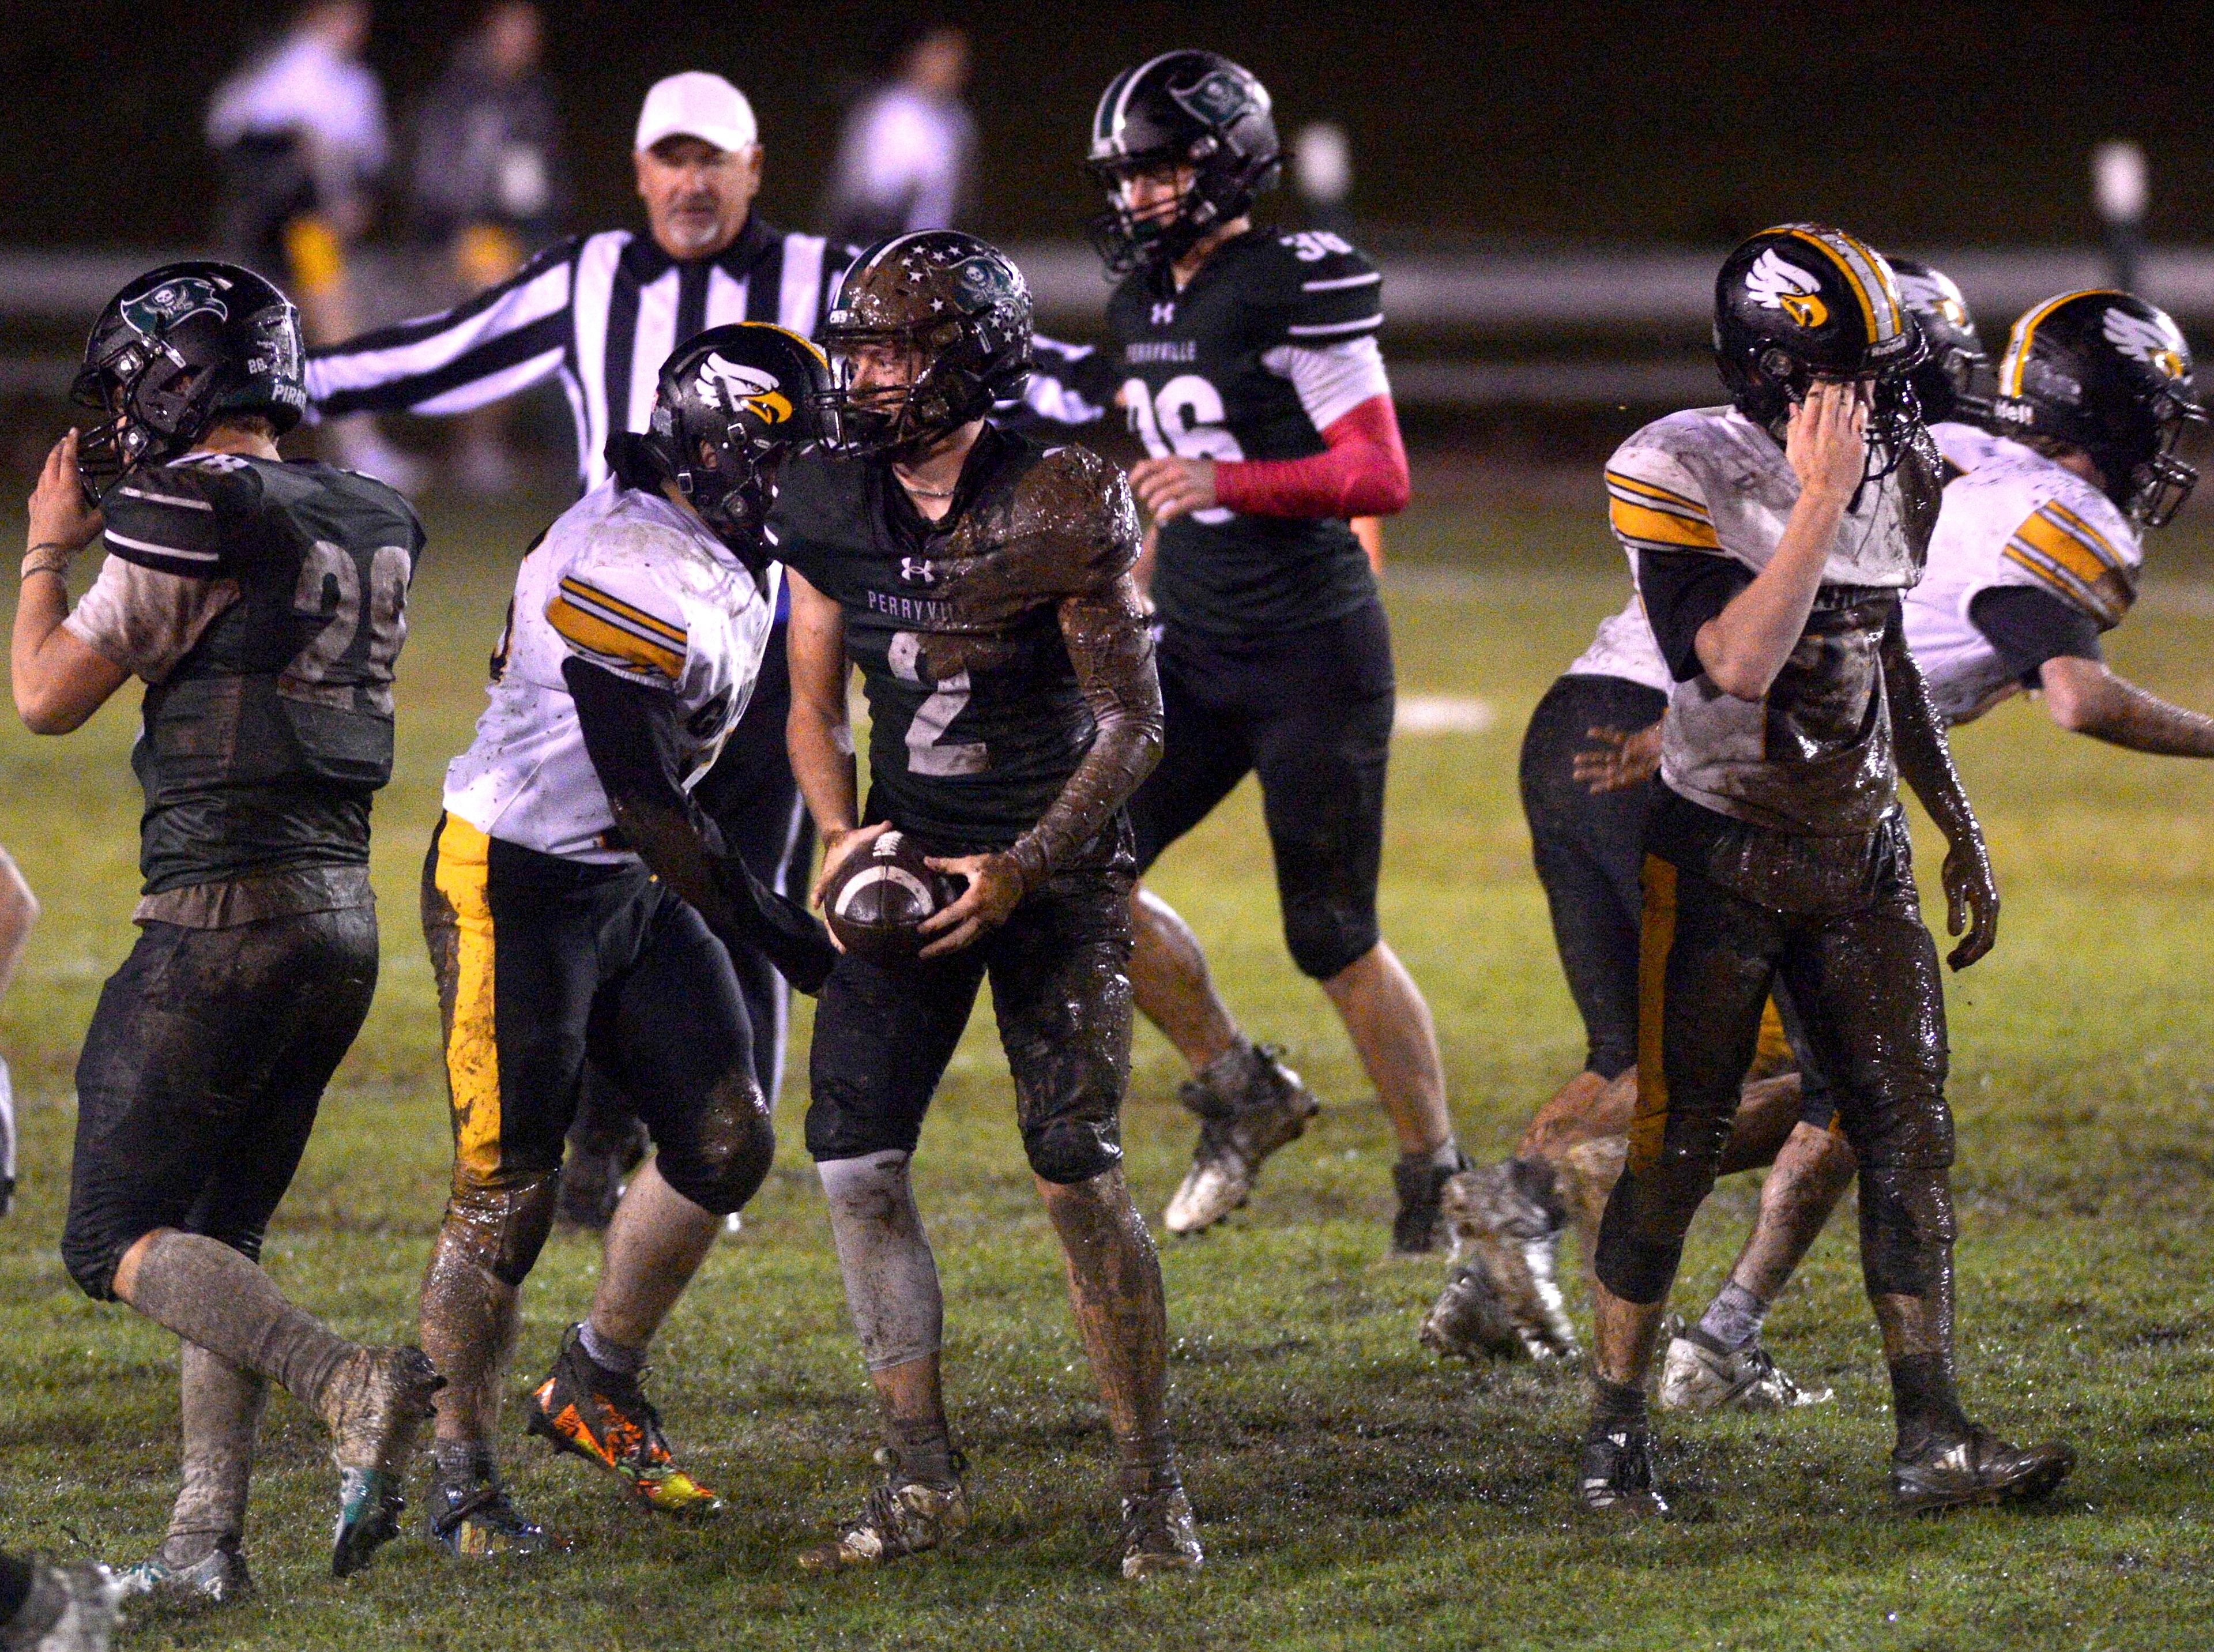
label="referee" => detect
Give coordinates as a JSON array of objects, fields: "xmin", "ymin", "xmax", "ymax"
[{"xmin": 308, "ymin": 70, "xmax": 852, "ymax": 1210}]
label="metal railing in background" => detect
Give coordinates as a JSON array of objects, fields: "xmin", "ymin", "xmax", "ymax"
[{"xmin": 6, "ymin": 239, "xmax": 2213, "ymax": 408}]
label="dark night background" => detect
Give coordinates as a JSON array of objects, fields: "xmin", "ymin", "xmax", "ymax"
[{"xmin": 6, "ymin": 0, "xmax": 2213, "ymax": 253}]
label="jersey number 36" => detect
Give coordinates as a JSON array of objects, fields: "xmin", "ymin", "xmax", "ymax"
[{"xmin": 1123, "ymin": 375, "xmax": 1243, "ymax": 525}]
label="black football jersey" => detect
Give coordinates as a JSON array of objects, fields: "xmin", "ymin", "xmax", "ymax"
[
  {"xmin": 774, "ymin": 425, "xmax": 1140, "ymax": 849},
  {"xmin": 1096, "ymin": 227, "xmax": 1385, "ymax": 638},
  {"xmin": 100, "ymin": 454, "xmax": 424, "ymax": 893}
]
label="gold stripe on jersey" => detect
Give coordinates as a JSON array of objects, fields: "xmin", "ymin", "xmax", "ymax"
[
  {"xmin": 432, "ymin": 815, "xmax": 503, "ymax": 1183},
  {"xmin": 547, "ymin": 578, "xmax": 687, "ymax": 680},
  {"xmin": 2002, "ymin": 503, "xmax": 2135, "ymax": 626},
  {"xmin": 557, "ymin": 576, "xmax": 687, "ymax": 646},
  {"xmin": 1607, "ymin": 469, "xmax": 1722, "ymax": 552},
  {"xmin": 1605, "ymin": 470, "xmax": 1710, "ymax": 517}
]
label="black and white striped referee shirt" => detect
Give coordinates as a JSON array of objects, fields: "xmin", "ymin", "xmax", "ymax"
[{"xmin": 306, "ymin": 216, "xmax": 852, "ymax": 490}]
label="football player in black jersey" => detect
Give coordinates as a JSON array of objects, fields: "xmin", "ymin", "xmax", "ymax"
[
  {"xmin": 12, "ymin": 264, "xmax": 439, "ymax": 1598},
  {"xmin": 779, "ymin": 231, "xmax": 1202, "ymax": 1578},
  {"xmin": 1033, "ymin": 51, "xmax": 1460, "ymax": 1252}
]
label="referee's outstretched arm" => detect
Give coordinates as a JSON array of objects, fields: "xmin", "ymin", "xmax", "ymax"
[{"xmin": 306, "ymin": 238, "xmax": 580, "ymax": 422}]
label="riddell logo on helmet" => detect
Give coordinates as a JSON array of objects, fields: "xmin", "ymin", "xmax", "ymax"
[
  {"xmin": 697, "ymin": 356, "xmax": 792, "ymax": 424},
  {"xmin": 1745, "ymin": 250, "xmax": 1830, "ymax": 329}
]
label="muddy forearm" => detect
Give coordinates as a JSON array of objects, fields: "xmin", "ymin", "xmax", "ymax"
[
  {"xmin": 1007, "ymin": 577, "xmax": 1164, "ymax": 890},
  {"xmin": 1884, "ymin": 615, "xmax": 1978, "ymax": 846}
]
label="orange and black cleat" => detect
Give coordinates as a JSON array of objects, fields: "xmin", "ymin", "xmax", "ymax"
[{"xmin": 525, "ymin": 1324, "xmax": 724, "ymax": 1516}]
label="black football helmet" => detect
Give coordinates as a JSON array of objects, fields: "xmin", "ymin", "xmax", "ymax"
[
  {"xmin": 629, "ymin": 323, "xmax": 830, "ymax": 565},
  {"xmin": 1714, "ymin": 224, "xmax": 1927, "ymax": 475},
  {"xmin": 72, "ymin": 261, "xmax": 307, "ymax": 503},
  {"xmin": 1888, "ymin": 256, "xmax": 1993, "ymax": 427},
  {"xmin": 1086, "ymin": 51, "xmax": 1281, "ymax": 277},
  {"xmin": 1991, "ymin": 289, "xmax": 2207, "ymax": 526},
  {"xmin": 816, "ymin": 231, "xmax": 1033, "ymax": 460}
]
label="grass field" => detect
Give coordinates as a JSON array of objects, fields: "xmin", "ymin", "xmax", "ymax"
[{"xmin": 2, "ymin": 481, "xmax": 2212, "ymax": 1650}]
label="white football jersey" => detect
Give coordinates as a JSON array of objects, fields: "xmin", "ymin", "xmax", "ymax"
[
  {"xmin": 1929, "ymin": 419, "xmax": 2011, "ymax": 477},
  {"xmin": 1564, "ymin": 590, "xmax": 1672, "ymax": 694},
  {"xmin": 443, "ymin": 477, "xmax": 779, "ymax": 863},
  {"xmin": 1905, "ymin": 435, "xmax": 2139, "ymax": 725}
]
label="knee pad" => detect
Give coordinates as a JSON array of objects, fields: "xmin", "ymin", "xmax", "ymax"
[
  {"xmin": 444, "ymin": 1170, "xmax": 562, "ymax": 1288},
  {"xmin": 1284, "ymin": 896, "xmax": 1378, "ymax": 983},
  {"xmin": 1024, "ymin": 1116, "xmax": 1124, "ymax": 1186},
  {"xmin": 1857, "ymin": 1166, "xmax": 1956, "ymax": 1297},
  {"xmin": 1591, "ymin": 1158, "xmax": 1716, "ymax": 1304},
  {"xmin": 655, "ymin": 1074, "xmax": 775, "ymax": 1217}
]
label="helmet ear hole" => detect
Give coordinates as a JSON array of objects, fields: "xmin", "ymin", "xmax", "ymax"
[{"xmin": 1759, "ymin": 348, "xmax": 1798, "ymax": 387}]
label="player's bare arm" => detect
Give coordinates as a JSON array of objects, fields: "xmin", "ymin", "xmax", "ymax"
[
  {"xmin": 1885, "ymin": 618, "xmax": 1999, "ymax": 968},
  {"xmin": 2036, "ymin": 653, "xmax": 2214, "ymax": 754},
  {"xmin": 1695, "ymin": 381, "xmax": 1866, "ymax": 699},
  {"xmin": 785, "ymin": 566, "xmax": 890, "ymax": 915},
  {"xmin": 13, "ymin": 431, "xmax": 127, "ymax": 734}
]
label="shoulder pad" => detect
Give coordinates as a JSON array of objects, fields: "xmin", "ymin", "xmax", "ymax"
[
  {"xmin": 100, "ymin": 457, "xmax": 263, "ymax": 577},
  {"xmin": 1976, "ymin": 453, "xmax": 2142, "ymax": 627},
  {"xmin": 1243, "ymin": 230, "xmax": 1383, "ymax": 347},
  {"xmin": 1605, "ymin": 414, "xmax": 1727, "ymax": 555},
  {"xmin": 1004, "ymin": 442, "xmax": 1142, "ymax": 584},
  {"xmin": 544, "ymin": 524, "xmax": 694, "ymax": 686}
]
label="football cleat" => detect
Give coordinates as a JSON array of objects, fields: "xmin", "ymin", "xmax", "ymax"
[
  {"xmin": 1658, "ymin": 1318, "xmax": 1832, "ymax": 1412},
  {"xmin": 1119, "ymin": 1484, "xmax": 1203, "ymax": 1579},
  {"xmin": 115, "ymin": 1545, "xmax": 250, "ymax": 1607},
  {"xmin": 1427, "ymin": 1160, "xmax": 1577, "ymax": 1359},
  {"xmin": 1391, "ymin": 1147, "xmax": 1472, "ymax": 1256},
  {"xmin": 318, "ymin": 1345, "xmax": 442, "ymax": 1578},
  {"xmin": 796, "ymin": 1453, "xmax": 970, "ymax": 1574},
  {"xmin": 422, "ymin": 1480, "xmax": 568, "ymax": 1559},
  {"xmin": 1162, "ymin": 1045, "xmax": 1320, "ymax": 1236},
  {"xmin": 1577, "ymin": 1423, "xmax": 1668, "ymax": 1516},
  {"xmin": 526, "ymin": 1324, "xmax": 722, "ymax": 1515},
  {"xmin": 4, "ymin": 1561, "xmax": 123, "ymax": 1652},
  {"xmin": 1891, "ymin": 1428, "xmax": 2075, "ymax": 1515}
]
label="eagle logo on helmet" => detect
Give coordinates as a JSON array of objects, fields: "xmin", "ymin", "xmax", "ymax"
[
  {"xmin": 697, "ymin": 355, "xmax": 792, "ymax": 424},
  {"xmin": 2102, "ymin": 306, "xmax": 2190, "ymax": 383},
  {"xmin": 1169, "ymin": 67, "xmax": 1260, "ymax": 129},
  {"xmin": 1745, "ymin": 249, "xmax": 1830, "ymax": 329},
  {"xmin": 121, "ymin": 276, "xmax": 230, "ymax": 340}
]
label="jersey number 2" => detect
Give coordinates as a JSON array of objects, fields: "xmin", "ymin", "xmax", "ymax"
[
  {"xmin": 1123, "ymin": 375, "xmax": 1243, "ymax": 526},
  {"xmin": 888, "ymin": 631, "xmax": 986, "ymax": 777},
  {"xmin": 285, "ymin": 540, "xmax": 412, "ymax": 714}
]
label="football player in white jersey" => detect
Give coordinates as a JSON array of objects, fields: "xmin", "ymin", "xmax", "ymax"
[
  {"xmin": 1558, "ymin": 225, "xmax": 2073, "ymax": 1516},
  {"xmin": 1426, "ymin": 260, "xmax": 1991, "ymax": 1399},
  {"xmin": 413, "ymin": 323, "xmax": 838, "ymax": 1555}
]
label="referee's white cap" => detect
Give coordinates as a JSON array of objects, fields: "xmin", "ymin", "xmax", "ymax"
[{"xmin": 635, "ymin": 72, "xmax": 759, "ymax": 154}]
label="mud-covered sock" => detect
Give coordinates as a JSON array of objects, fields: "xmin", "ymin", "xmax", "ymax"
[
  {"xmin": 1586, "ymin": 1376, "xmax": 1649, "ymax": 1442},
  {"xmin": 431, "ymin": 1437, "xmax": 499, "ymax": 1490},
  {"xmin": 1193, "ymin": 1039, "xmax": 1257, "ymax": 1098},
  {"xmin": 1888, "ymin": 1354, "xmax": 1972, "ymax": 1459},
  {"xmin": 1695, "ymin": 1281, "xmax": 1768, "ymax": 1353},
  {"xmin": 127, "ymin": 1232, "xmax": 354, "ymax": 1414},
  {"xmin": 0, "ymin": 1552, "xmax": 33, "ymax": 1625},
  {"xmin": 1114, "ymin": 1431, "xmax": 1182, "ymax": 1502},
  {"xmin": 578, "ymin": 1321, "xmax": 645, "ymax": 1376},
  {"xmin": 888, "ymin": 1416, "xmax": 955, "ymax": 1488},
  {"xmin": 1426, "ymin": 1139, "xmax": 1467, "ymax": 1172},
  {"xmin": 164, "ymin": 1343, "xmax": 266, "ymax": 1565}
]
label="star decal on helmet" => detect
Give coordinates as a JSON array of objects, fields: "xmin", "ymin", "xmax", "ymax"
[{"xmin": 1745, "ymin": 249, "xmax": 1830, "ymax": 330}]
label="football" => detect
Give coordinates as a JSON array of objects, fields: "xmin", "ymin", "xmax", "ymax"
[{"xmin": 820, "ymin": 830, "xmax": 958, "ymax": 962}]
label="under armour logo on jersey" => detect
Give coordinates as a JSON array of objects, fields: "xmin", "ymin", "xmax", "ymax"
[
  {"xmin": 1745, "ymin": 249, "xmax": 1830, "ymax": 329},
  {"xmin": 899, "ymin": 556, "xmax": 939, "ymax": 586},
  {"xmin": 1151, "ymin": 301, "xmax": 1176, "ymax": 326}
]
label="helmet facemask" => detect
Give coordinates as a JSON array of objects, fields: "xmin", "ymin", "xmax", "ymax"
[
  {"xmin": 818, "ymin": 320, "xmax": 988, "ymax": 462},
  {"xmin": 2120, "ymin": 396, "xmax": 2206, "ymax": 527},
  {"xmin": 1086, "ymin": 148, "xmax": 1237, "ymax": 277},
  {"xmin": 71, "ymin": 323, "xmax": 221, "ymax": 505}
]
